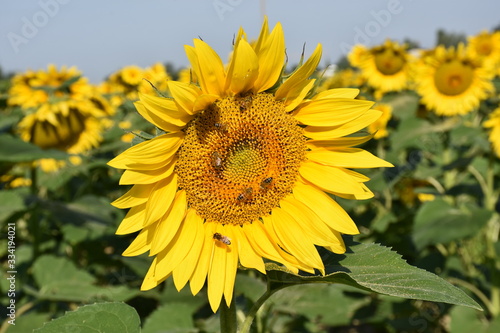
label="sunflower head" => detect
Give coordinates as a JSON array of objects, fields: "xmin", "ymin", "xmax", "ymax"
[
  {"xmin": 468, "ymin": 30, "xmax": 500, "ymax": 67},
  {"xmin": 348, "ymin": 39, "xmax": 413, "ymax": 96},
  {"xmin": 10, "ymin": 66, "xmax": 114, "ymax": 172},
  {"xmin": 109, "ymin": 18, "xmax": 392, "ymax": 312},
  {"xmin": 413, "ymin": 43, "xmax": 494, "ymax": 116}
]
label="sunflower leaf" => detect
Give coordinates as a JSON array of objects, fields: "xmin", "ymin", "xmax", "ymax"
[
  {"xmin": 265, "ymin": 240, "xmax": 482, "ymax": 310},
  {"xmin": 0, "ymin": 134, "xmax": 68, "ymax": 162},
  {"xmin": 33, "ymin": 302, "xmax": 140, "ymax": 333}
]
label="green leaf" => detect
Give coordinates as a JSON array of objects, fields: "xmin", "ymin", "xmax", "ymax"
[
  {"xmin": 266, "ymin": 240, "xmax": 482, "ymax": 311},
  {"xmin": 34, "ymin": 302, "xmax": 140, "ymax": 333},
  {"xmin": 0, "ymin": 134, "xmax": 68, "ymax": 162},
  {"xmin": 413, "ymin": 199, "xmax": 492, "ymax": 250},
  {"xmin": 0, "ymin": 189, "xmax": 26, "ymax": 221},
  {"xmin": 449, "ymin": 306, "xmax": 500, "ymax": 333},
  {"xmin": 142, "ymin": 303, "xmax": 197, "ymax": 333}
]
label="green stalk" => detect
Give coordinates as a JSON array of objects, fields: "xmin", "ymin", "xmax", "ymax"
[
  {"xmin": 220, "ymin": 296, "xmax": 237, "ymax": 333},
  {"xmin": 30, "ymin": 166, "xmax": 40, "ymax": 259}
]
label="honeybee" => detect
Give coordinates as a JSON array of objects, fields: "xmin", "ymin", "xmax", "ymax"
[
  {"xmin": 213, "ymin": 232, "xmax": 231, "ymax": 245},
  {"xmin": 239, "ymin": 95, "xmax": 253, "ymax": 111},
  {"xmin": 211, "ymin": 151, "xmax": 222, "ymax": 170},
  {"xmin": 236, "ymin": 187, "xmax": 253, "ymax": 202},
  {"xmin": 260, "ymin": 177, "xmax": 273, "ymax": 190},
  {"xmin": 214, "ymin": 122, "xmax": 228, "ymax": 131}
]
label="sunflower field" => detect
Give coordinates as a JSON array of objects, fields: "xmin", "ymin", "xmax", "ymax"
[{"xmin": 1, "ymin": 20, "xmax": 500, "ymax": 333}]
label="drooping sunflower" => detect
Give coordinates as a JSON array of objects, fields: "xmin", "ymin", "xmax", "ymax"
[
  {"xmin": 10, "ymin": 65, "xmax": 114, "ymax": 172},
  {"xmin": 108, "ymin": 18, "xmax": 392, "ymax": 312},
  {"xmin": 413, "ymin": 44, "xmax": 494, "ymax": 116},
  {"xmin": 484, "ymin": 106, "xmax": 500, "ymax": 157},
  {"xmin": 348, "ymin": 39, "xmax": 413, "ymax": 98}
]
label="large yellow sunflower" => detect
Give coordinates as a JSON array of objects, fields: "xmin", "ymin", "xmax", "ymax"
[
  {"xmin": 348, "ymin": 39, "xmax": 413, "ymax": 97},
  {"xmin": 109, "ymin": 18, "xmax": 392, "ymax": 312},
  {"xmin": 413, "ymin": 44, "xmax": 494, "ymax": 116},
  {"xmin": 484, "ymin": 106, "xmax": 500, "ymax": 157}
]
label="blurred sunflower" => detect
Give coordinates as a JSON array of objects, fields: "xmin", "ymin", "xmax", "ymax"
[
  {"xmin": 9, "ymin": 65, "xmax": 114, "ymax": 172},
  {"xmin": 413, "ymin": 44, "xmax": 494, "ymax": 116},
  {"xmin": 484, "ymin": 106, "xmax": 500, "ymax": 157},
  {"xmin": 109, "ymin": 18, "xmax": 392, "ymax": 312},
  {"xmin": 99, "ymin": 63, "xmax": 171, "ymax": 106},
  {"xmin": 468, "ymin": 30, "xmax": 500, "ymax": 69},
  {"xmin": 318, "ymin": 68, "xmax": 365, "ymax": 91},
  {"xmin": 348, "ymin": 40, "xmax": 413, "ymax": 98},
  {"xmin": 368, "ymin": 103, "xmax": 393, "ymax": 139}
]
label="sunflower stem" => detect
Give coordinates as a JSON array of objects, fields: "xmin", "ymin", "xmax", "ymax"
[{"xmin": 220, "ymin": 296, "xmax": 237, "ymax": 333}]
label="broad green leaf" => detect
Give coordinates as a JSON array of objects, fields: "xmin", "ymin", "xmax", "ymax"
[
  {"xmin": 142, "ymin": 303, "xmax": 197, "ymax": 333},
  {"xmin": 5, "ymin": 312, "xmax": 49, "ymax": 333},
  {"xmin": 0, "ymin": 134, "xmax": 68, "ymax": 162},
  {"xmin": 450, "ymin": 306, "xmax": 500, "ymax": 333},
  {"xmin": 235, "ymin": 273, "xmax": 267, "ymax": 302},
  {"xmin": 413, "ymin": 199, "xmax": 492, "ymax": 250},
  {"xmin": 381, "ymin": 91, "xmax": 420, "ymax": 120},
  {"xmin": 32, "ymin": 255, "xmax": 137, "ymax": 302},
  {"xmin": 271, "ymin": 284, "xmax": 370, "ymax": 327},
  {"xmin": 266, "ymin": 240, "xmax": 482, "ymax": 311},
  {"xmin": 0, "ymin": 189, "xmax": 26, "ymax": 221},
  {"xmin": 34, "ymin": 302, "xmax": 140, "ymax": 333}
]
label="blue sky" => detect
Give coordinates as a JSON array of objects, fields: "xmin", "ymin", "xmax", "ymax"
[{"xmin": 1, "ymin": 0, "xmax": 499, "ymax": 83}]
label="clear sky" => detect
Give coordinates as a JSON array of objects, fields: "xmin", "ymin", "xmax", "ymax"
[{"xmin": 1, "ymin": 0, "xmax": 499, "ymax": 83}]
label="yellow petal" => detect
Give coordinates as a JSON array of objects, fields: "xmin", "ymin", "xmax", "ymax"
[
  {"xmin": 108, "ymin": 132, "xmax": 183, "ymax": 170},
  {"xmin": 193, "ymin": 94, "xmax": 219, "ymax": 112},
  {"xmin": 140, "ymin": 257, "xmax": 161, "ymax": 290},
  {"xmin": 116, "ymin": 203, "xmax": 146, "ymax": 235},
  {"xmin": 225, "ymin": 39, "xmax": 259, "ymax": 94},
  {"xmin": 138, "ymin": 93, "xmax": 192, "ymax": 126},
  {"xmin": 167, "ymin": 81, "xmax": 202, "ymax": 115},
  {"xmin": 221, "ymin": 226, "xmax": 238, "ymax": 307},
  {"xmin": 154, "ymin": 208, "xmax": 201, "ymax": 281},
  {"xmin": 312, "ymin": 88, "xmax": 360, "ymax": 100},
  {"xmin": 303, "ymin": 109, "xmax": 383, "ymax": 139},
  {"xmin": 253, "ymin": 22, "xmax": 285, "ymax": 92},
  {"xmin": 275, "ymin": 44, "xmax": 322, "ymax": 101},
  {"xmin": 269, "ymin": 208, "xmax": 324, "ymax": 272},
  {"xmin": 299, "ymin": 160, "xmax": 368, "ymax": 196},
  {"xmin": 252, "ymin": 16, "xmax": 269, "ymax": 55},
  {"xmin": 307, "ymin": 148, "xmax": 393, "ymax": 168},
  {"xmin": 284, "ymin": 79, "xmax": 316, "ymax": 112},
  {"xmin": 306, "ymin": 135, "xmax": 374, "ymax": 149},
  {"xmin": 119, "ymin": 158, "xmax": 176, "ymax": 185},
  {"xmin": 149, "ymin": 190, "xmax": 187, "ymax": 255},
  {"xmin": 280, "ymin": 196, "xmax": 340, "ymax": 246},
  {"xmin": 173, "ymin": 210, "xmax": 205, "ymax": 291},
  {"xmin": 293, "ymin": 181, "xmax": 359, "ymax": 234},
  {"xmin": 144, "ymin": 174, "xmax": 178, "ymax": 226},
  {"xmin": 294, "ymin": 99, "xmax": 374, "ymax": 127},
  {"xmin": 208, "ymin": 230, "xmax": 227, "ymax": 312},
  {"xmin": 111, "ymin": 184, "xmax": 153, "ymax": 209},
  {"xmin": 234, "ymin": 226, "xmax": 265, "ymax": 273},
  {"xmin": 191, "ymin": 39, "xmax": 226, "ymax": 96},
  {"xmin": 134, "ymin": 100, "xmax": 183, "ymax": 133},
  {"xmin": 122, "ymin": 223, "xmax": 154, "ymax": 256},
  {"xmin": 190, "ymin": 223, "xmax": 216, "ymax": 296}
]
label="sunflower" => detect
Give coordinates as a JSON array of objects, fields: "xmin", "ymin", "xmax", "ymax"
[
  {"xmin": 413, "ymin": 44, "xmax": 494, "ymax": 116},
  {"xmin": 99, "ymin": 63, "xmax": 171, "ymax": 106},
  {"xmin": 348, "ymin": 39, "xmax": 413, "ymax": 98},
  {"xmin": 318, "ymin": 68, "xmax": 365, "ymax": 91},
  {"xmin": 484, "ymin": 106, "xmax": 500, "ymax": 157},
  {"xmin": 10, "ymin": 66, "xmax": 114, "ymax": 172},
  {"xmin": 109, "ymin": 18, "xmax": 392, "ymax": 312},
  {"xmin": 368, "ymin": 103, "xmax": 393, "ymax": 139},
  {"xmin": 468, "ymin": 30, "xmax": 500, "ymax": 70}
]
